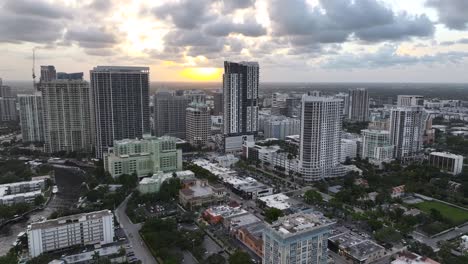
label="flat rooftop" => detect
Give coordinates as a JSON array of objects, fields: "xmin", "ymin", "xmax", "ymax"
[
  {"xmin": 206, "ymin": 205, "xmax": 247, "ymax": 218},
  {"xmin": 270, "ymin": 212, "xmax": 334, "ymax": 236},
  {"xmin": 29, "ymin": 210, "xmax": 112, "ymax": 230},
  {"xmin": 228, "ymin": 213, "xmax": 262, "ymax": 229},
  {"xmin": 258, "ymin": 193, "xmax": 292, "ymax": 210},
  {"xmin": 329, "ymin": 232, "xmax": 385, "ymax": 261}
]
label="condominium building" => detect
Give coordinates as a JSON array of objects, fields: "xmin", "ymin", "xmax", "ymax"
[
  {"xmin": 91, "ymin": 66, "xmax": 150, "ymax": 158},
  {"xmin": 340, "ymin": 139, "xmax": 358, "ymax": 162},
  {"xmin": 0, "ymin": 83, "xmax": 12, "ymax": 97},
  {"xmin": 40, "ymin": 79, "xmax": 94, "ymax": 153},
  {"xmin": 361, "ymin": 129, "xmax": 394, "ymax": 162},
  {"xmin": 40, "ymin": 65, "xmax": 57, "ymax": 82},
  {"xmin": 389, "ymin": 106, "xmax": 424, "ymax": 160},
  {"xmin": 428, "ymin": 152, "xmax": 464, "ymax": 175},
  {"xmin": 262, "ymin": 212, "xmax": 334, "ymax": 264},
  {"xmin": 186, "ymin": 102, "xmax": 210, "ymax": 147},
  {"xmin": 335, "ymin": 92, "xmax": 350, "ymax": 117},
  {"xmin": 348, "ymin": 88, "xmax": 369, "ymax": 121},
  {"xmin": 213, "ymin": 92, "xmax": 223, "ymax": 115},
  {"xmin": 153, "ymin": 91, "xmax": 190, "ymax": 139},
  {"xmin": 397, "ymin": 95, "xmax": 424, "ymax": 107},
  {"xmin": 27, "ymin": 210, "xmax": 114, "ymax": 257},
  {"xmin": 18, "ymin": 93, "xmax": 44, "ymax": 142},
  {"xmin": 223, "ymin": 61, "xmax": 259, "ymax": 152},
  {"xmin": 0, "ymin": 179, "xmax": 46, "ymax": 206},
  {"xmin": 300, "ymin": 95, "xmax": 345, "ymax": 182},
  {"xmin": 0, "ymin": 97, "xmax": 17, "ymax": 121},
  {"xmin": 184, "ymin": 90, "xmax": 206, "ymax": 104},
  {"xmin": 262, "ymin": 116, "xmax": 300, "ymax": 140},
  {"xmin": 104, "ymin": 135, "xmax": 182, "ymax": 178}
]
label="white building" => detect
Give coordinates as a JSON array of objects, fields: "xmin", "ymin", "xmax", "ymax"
[
  {"xmin": 27, "ymin": 210, "xmax": 114, "ymax": 257},
  {"xmin": 223, "ymin": 61, "xmax": 259, "ymax": 152},
  {"xmin": 186, "ymin": 102, "xmax": 210, "ymax": 147},
  {"xmin": 428, "ymin": 152, "xmax": 464, "ymax": 175},
  {"xmin": 340, "ymin": 139, "xmax": 358, "ymax": 162},
  {"xmin": 300, "ymin": 95, "xmax": 345, "ymax": 182},
  {"xmin": 389, "ymin": 106, "xmax": 424, "ymax": 160},
  {"xmin": 138, "ymin": 172, "xmax": 173, "ymax": 194},
  {"xmin": 262, "ymin": 115, "xmax": 300, "ymax": 140},
  {"xmin": 397, "ymin": 95, "xmax": 424, "ymax": 107},
  {"xmin": 18, "ymin": 93, "xmax": 44, "ymax": 143},
  {"xmin": 0, "ymin": 179, "xmax": 46, "ymax": 206},
  {"xmin": 361, "ymin": 129, "xmax": 394, "ymax": 163},
  {"xmin": 335, "ymin": 92, "xmax": 350, "ymax": 117},
  {"xmin": 391, "ymin": 251, "xmax": 440, "ymax": 264}
]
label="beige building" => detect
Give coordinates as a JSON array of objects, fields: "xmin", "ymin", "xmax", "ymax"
[
  {"xmin": 186, "ymin": 102, "xmax": 210, "ymax": 147},
  {"xmin": 104, "ymin": 135, "xmax": 182, "ymax": 178},
  {"xmin": 179, "ymin": 179, "xmax": 226, "ymax": 209}
]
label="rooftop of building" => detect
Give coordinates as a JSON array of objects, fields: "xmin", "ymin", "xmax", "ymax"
[
  {"xmin": 258, "ymin": 193, "xmax": 292, "ymax": 210},
  {"xmin": 61, "ymin": 244, "xmax": 122, "ymax": 263},
  {"xmin": 270, "ymin": 212, "xmax": 334, "ymax": 236},
  {"xmin": 92, "ymin": 66, "xmax": 149, "ymax": 72},
  {"xmin": 329, "ymin": 232, "xmax": 385, "ymax": 262},
  {"xmin": 193, "ymin": 159, "xmax": 237, "ymax": 177},
  {"xmin": 28, "ymin": 210, "xmax": 112, "ymax": 230},
  {"xmin": 205, "ymin": 205, "xmax": 247, "ymax": 219},
  {"xmin": 392, "ymin": 251, "xmax": 440, "ymax": 264},
  {"xmin": 0, "ymin": 190, "xmax": 41, "ymax": 200},
  {"xmin": 430, "ymin": 151, "xmax": 464, "ymax": 159}
]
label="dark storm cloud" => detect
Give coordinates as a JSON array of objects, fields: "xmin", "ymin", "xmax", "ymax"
[
  {"xmin": 204, "ymin": 18, "xmax": 267, "ymax": 37},
  {"xmin": 3, "ymin": 0, "xmax": 72, "ymax": 19},
  {"xmin": 426, "ymin": 0, "xmax": 468, "ymax": 30},
  {"xmin": 268, "ymin": 0, "xmax": 435, "ymax": 43},
  {"xmin": 440, "ymin": 38, "xmax": 468, "ymax": 46},
  {"xmin": 322, "ymin": 45, "xmax": 468, "ymax": 69},
  {"xmin": 65, "ymin": 28, "xmax": 118, "ymax": 49},
  {"xmin": 152, "ymin": 0, "xmax": 214, "ymax": 30},
  {"xmin": 221, "ymin": 0, "xmax": 255, "ymax": 11}
]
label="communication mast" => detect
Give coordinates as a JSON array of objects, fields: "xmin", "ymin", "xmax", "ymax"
[{"xmin": 32, "ymin": 48, "xmax": 36, "ymax": 89}]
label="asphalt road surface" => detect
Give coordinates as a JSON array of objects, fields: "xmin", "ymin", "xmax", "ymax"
[{"xmin": 115, "ymin": 195, "xmax": 158, "ymax": 264}]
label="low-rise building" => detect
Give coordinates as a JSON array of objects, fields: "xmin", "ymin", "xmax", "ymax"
[
  {"xmin": 391, "ymin": 185, "xmax": 406, "ymax": 198},
  {"xmin": 224, "ymin": 176, "xmax": 273, "ymax": 199},
  {"xmin": 27, "ymin": 210, "xmax": 114, "ymax": 257},
  {"xmin": 215, "ymin": 154, "xmax": 239, "ymax": 167},
  {"xmin": 60, "ymin": 245, "xmax": 127, "ymax": 264},
  {"xmin": 179, "ymin": 179, "xmax": 226, "ymax": 209},
  {"xmin": 328, "ymin": 231, "xmax": 386, "ymax": 264},
  {"xmin": 391, "ymin": 251, "xmax": 440, "ymax": 264},
  {"xmin": 138, "ymin": 172, "xmax": 173, "ymax": 194},
  {"xmin": 203, "ymin": 205, "xmax": 248, "ymax": 225},
  {"xmin": 258, "ymin": 193, "xmax": 293, "ymax": 211},
  {"xmin": 0, "ymin": 179, "xmax": 46, "ymax": 205},
  {"xmin": 104, "ymin": 135, "xmax": 182, "ymax": 178},
  {"xmin": 428, "ymin": 151, "xmax": 464, "ymax": 175},
  {"xmin": 236, "ymin": 222, "xmax": 266, "ymax": 258}
]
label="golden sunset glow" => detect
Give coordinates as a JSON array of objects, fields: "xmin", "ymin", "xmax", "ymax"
[{"xmin": 180, "ymin": 67, "xmax": 223, "ymax": 81}]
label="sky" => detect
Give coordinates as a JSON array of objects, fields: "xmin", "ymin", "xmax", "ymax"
[{"xmin": 0, "ymin": 0, "xmax": 468, "ymax": 83}]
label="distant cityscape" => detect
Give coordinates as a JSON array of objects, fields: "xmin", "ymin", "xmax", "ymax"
[{"xmin": 0, "ymin": 60, "xmax": 468, "ymax": 264}]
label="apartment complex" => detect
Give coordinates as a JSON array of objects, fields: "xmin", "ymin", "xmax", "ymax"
[
  {"xmin": 300, "ymin": 95, "xmax": 345, "ymax": 182},
  {"xmin": 397, "ymin": 95, "xmax": 424, "ymax": 107},
  {"xmin": 223, "ymin": 61, "xmax": 259, "ymax": 152},
  {"xmin": 262, "ymin": 212, "xmax": 334, "ymax": 264},
  {"xmin": 0, "ymin": 97, "xmax": 17, "ymax": 122},
  {"xmin": 153, "ymin": 91, "xmax": 190, "ymax": 139},
  {"xmin": 27, "ymin": 210, "xmax": 114, "ymax": 257},
  {"xmin": 348, "ymin": 88, "xmax": 369, "ymax": 122},
  {"xmin": 389, "ymin": 106, "xmax": 424, "ymax": 160},
  {"xmin": 0, "ymin": 179, "xmax": 46, "ymax": 206},
  {"xmin": 39, "ymin": 79, "xmax": 94, "ymax": 153},
  {"xmin": 18, "ymin": 93, "xmax": 44, "ymax": 142},
  {"xmin": 428, "ymin": 152, "xmax": 464, "ymax": 175},
  {"xmin": 104, "ymin": 135, "xmax": 182, "ymax": 178},
  {"xmin": 261, "ymin": 115, "xmax": 300, "ymax": 140},
  {"xmin": 186, "ymin": 102, "xmax": 210, "ymax": 147},
  {"xmin": 361, "ymin": 129, "xmax": 394, "ymax": 162},
  {"xmin": 91, "ymin": 66, "xmax": 150, "ymax": 158}
]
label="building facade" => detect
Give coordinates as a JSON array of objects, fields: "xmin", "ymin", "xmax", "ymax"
[
  {"xmin": 27, "ymin": 210, "xmax": 114, "ymax": 257},
  {"xmin": 104, "ymin": 135, "xmax": 182, "ymax": 178},
  {"xmin": 263, "ymin": 116, "xmax": 300, "ymax": 140},
  {"xmin": 397, "ymin": 95, "xmax": 424, "ymax": 107},
  {"xmin": 0, "ymin": 97, "xmax": 17, "ymax": 122},
  {"xmin": 40, "ymin": 65, "xmax": 57, "ymax": 82},
  {"xmin": 153, "ymin": 91, "xmax": 190, "ymax": 139},
  {"xmin": 91, "ymin": 66, "xmax": 150, "ymax": 158},
  {"xmin": 389, "ymin": 106, "xmax": 424, "ymax": 160},
  {"xmin": 40, "ymin": 79, "xmax": 94, "ymax": 153},
  {"xmin": 223, "ymin": 61, "xmax": 259, "ymax": 151},
  {"xmin": 262, "ymin": 212, "xmax": 334, "ymax": 264},
  {"xmin": 300, "ymin": 95, "xmax": 344, "ymax": 182},
  {"xmin": 361, "ymin": 129, "xmax": 394, "ymax": 162},
  {"xmin": 428, "ymin": 152, "xmax": 464, "ymax": 175},
  {"xmin": 348, "ymin": 88, "xmax": 369, "ymax": 121},
  {"xmin": 18, "ymin": 93, "xmax": 44, "ymax": 142},
  {"xmin": 213, "ymin": 92, "xmax": 223, "ymax": 115},
  {"xmin": 186, "ymin": 103, "xmax": 210, "ymax": 147}
]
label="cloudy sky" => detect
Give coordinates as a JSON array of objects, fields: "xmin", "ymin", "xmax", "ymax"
[{"xmin": 0, "ymin": 0, "xmax": 467, "ymax": 83}]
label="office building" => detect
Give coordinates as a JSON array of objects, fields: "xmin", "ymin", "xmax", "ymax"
[
  {"xmin": 262, "ymin": 116, "xmax": 300, "ymax": 140},
  {"xmin": 361, "ymin": 129, "xmax": 394, "ymax": 162},
  {"xmin": 27, "ymin": 210, "xmax": 114, "ymax": 258},
  {"xmin": 153, "ymin": 91, "xmax": 190, "ymax": 139},
  {"xmin": 271, "ymin": 93, "xmax": 288, "ymax": 116},
  {"xmin": 40, "ymin": 79, "xmax": 93, "ymax": 153},
  {"xmin": 285, "ymin": 97, "xmax": 301, "ymax": 118},
  {"xmin": 348, "ymin": 88, "xmax": 369, "ymax": 121},
  {"xmin": 104, "ymin": 135, "xmax": 182, "ymax": 178},
  {"xmin": 186, "ymin": 102, "xmax": 210, "ymax": 147},
  {"xmin": 223, "ymin": 61, "xmax": 259, "ymax": 152},
  {"xmin": 91, "ymin": 66, "xmax": 150, "ymax": 158},
  {"xmin": 300, "ymin": 95, "xmax": 344, "ymax": 182},
  {"xmin": 18, "ymin": 93, "xmax": 44, "ymax": 142},
  {"xmin": 184, "ymin": 90, "xmax": 206, "ymax": 104},
  {"xmin": 397, "ymin": 95, "xmax": 424, "ymax": 107},
  {"xmin": 0, "ymin": 97, "xmax": 17, "ymax": 122},
  {"xmin": 40, "ymin": 65, "xmax": 56, "ymax": 82},
  {"xmin": 262, "ymin": 212, "xmax": 334, "ymax": 264},
  {"xmin": 213, "ymin": 92, "xmax": 223, "ymax": 115},
  {"xmin": 389, "ymin": 106, "xmax": 424, "ymax": 160},
  {"xmin": 428, "ymin": 152, "xmax": 464, "ymax": 175}
]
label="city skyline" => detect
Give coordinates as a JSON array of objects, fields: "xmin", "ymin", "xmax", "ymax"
[{"xmin": 0, "ymin": 0, "xmax": 467, "ymax": 83}]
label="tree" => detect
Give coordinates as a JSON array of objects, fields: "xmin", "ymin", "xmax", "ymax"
[
  {"xmin": 204, "ymin": 253, "xmax": 226, "ymax": 264},
  {"xmin": 303, "ymin": 190, "xmax": 323, "ymax": 205},
  {"xmin": 229, "ymin": 251, "xmax": 253, "ymax": 264},
  {"xmin": 34, "ymin": 195, "xmax": 45, "ymax": 206},
  {"xmin": 264, "ymin": 208, "xmax": 283, "ymax": 223}
]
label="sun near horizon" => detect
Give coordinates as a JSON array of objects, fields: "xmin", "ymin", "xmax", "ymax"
[{"xmin": 179, "ymin": 67, "xmax": 223, "ymax": 82}]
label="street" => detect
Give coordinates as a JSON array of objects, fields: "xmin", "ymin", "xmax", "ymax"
[{"xmin": 115, "ymin": 195, "xmax": 158, "ymax": 264}]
